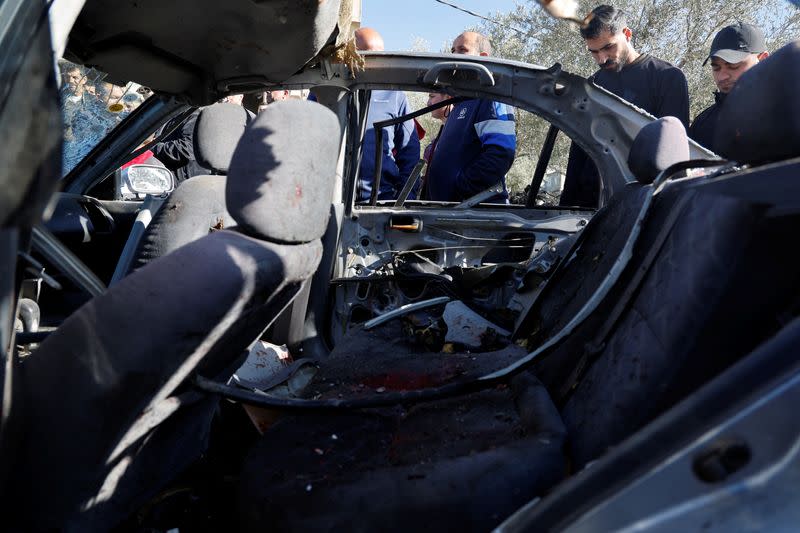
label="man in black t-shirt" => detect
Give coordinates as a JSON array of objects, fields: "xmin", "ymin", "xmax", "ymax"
[{"xmin": 560, "ymin": 4, "xmax": 689, "ymax": 207}]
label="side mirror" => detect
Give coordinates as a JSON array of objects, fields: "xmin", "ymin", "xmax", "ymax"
[{"xmin": 114, "ymin": 164, "xmax": 175, "ymax": 200}]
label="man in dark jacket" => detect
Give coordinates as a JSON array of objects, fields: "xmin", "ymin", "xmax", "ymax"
[
  {"xmin": 560, "ymin": 4, "xmax": 690, "ymax": 207},
  {"xmin": 690, "ymin": 22, "xmax": 769, "ymax": 153},
  {"xmin": 425, "ymin": 31, "xmax": 516, "ymax": 203},
  {"xmin": 152, "ymin": 94, "xmax": 248, "ymax": 182},
  {"xmin": 151, "ymin": 109, "xmax": 207, "ymax": 182}
]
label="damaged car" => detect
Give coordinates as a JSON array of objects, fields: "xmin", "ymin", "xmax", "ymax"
[{"xmin": 2, "ymin": 0, "xmax": 800, "ymax": 531}]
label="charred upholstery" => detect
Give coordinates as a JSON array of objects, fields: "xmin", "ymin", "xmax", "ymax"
[
  {"xmin": 10, "ymin": 100, "xmax": 341, "ymax": 530},
  {"xmin": 130, "ymin": 103, "xmax": 252, "ymax": 272},
  {"xmin": 534, "ymin": 179, "xmax": 797, "ymax": 468},
  {"xmin": 715, "ymin": 40, "xmax": 800, "ymax": 163},
  {"xmin": 238, "ymin": 321, "xmax": 567, "ymax": 532}
]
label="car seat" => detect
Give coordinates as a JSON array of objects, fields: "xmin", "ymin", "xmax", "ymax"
[
  {"xmin": 111, "ymin": 102, "xmax": 254, "ymax": 282},
  {"xmin": 8, "ymin": 100, "xmax": 340, "ymax": 531}
]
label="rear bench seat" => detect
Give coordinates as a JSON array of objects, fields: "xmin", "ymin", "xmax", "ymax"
[
  {"xmin": 557, "ymin": 183, "xmax": 794, "ymax": 467},
  {"xmin": 533, "ymin": 115, "xmax": 799, "ymax": 467}
]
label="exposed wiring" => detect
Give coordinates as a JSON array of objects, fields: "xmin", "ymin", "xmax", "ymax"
[
  {"xmin": 194, "ymin": 374, "xmax": 489, "ymax": 412},
  {"xmin": 431, "ymin": 0, "xmax": 531, "ymax": 39},
  {"xmin": 402, "ymin": 250, "xmax": 443, "ymax": 270},
  {"xmin": 431, "ymin": 0, "xmax": 590, "ymax": 39},
  {"xmin": 424, "ymin": 226, "xmax": 539, "ymax": 242}
]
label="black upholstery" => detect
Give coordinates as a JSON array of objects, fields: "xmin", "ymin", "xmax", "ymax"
[
  {"xmin": 10, "ymin": 100, "xmax": 341, "ymax": 530},
  {"xmin": 523, "ymin": 182, "xmax": 648, "ymax": 361},
  {"xmin": 627, "ymin": 116, "xmax": 690, "ymax": 184},
  {"xmin": 715, "ymin": 40, "xmax": 800, "ymax": 164},
  {"xmin": 532, "ymin": 177, "xmax": 798, "ymax": 468},
  {"xmin": 560, "ymin": 186, "xmax": 780, "ymax": 466},
  {"xmin": 525, "ymin": 117, "xmax": 690, "ymax": 351}
]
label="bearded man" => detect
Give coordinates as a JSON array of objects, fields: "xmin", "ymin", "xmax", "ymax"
[{"xmin": 561, "ymin": 4, "xmax": 690, "ymax": 207}]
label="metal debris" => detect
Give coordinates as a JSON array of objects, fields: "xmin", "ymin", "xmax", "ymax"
[
  {"xmin": 443, "ymin": 301, "xmax": 511, "ymax": 349},
  {"xmin": 364, "ymin": 296, "xmax": 451, "ymax": 330}
]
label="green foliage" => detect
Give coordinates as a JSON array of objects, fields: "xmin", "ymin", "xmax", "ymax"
[{"xmin": 405, "ymin": 90, "xmax": 440, "ymax": 161}]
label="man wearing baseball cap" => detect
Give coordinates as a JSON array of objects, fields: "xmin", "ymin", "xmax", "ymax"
[{"xmin": 689, "ymin": 22, "xmax": 769, "ymax": 153}]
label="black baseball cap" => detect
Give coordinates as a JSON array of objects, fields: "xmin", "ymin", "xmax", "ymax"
[{"xmin": 704, "ymin": 22, "xmax": 767, "ymax": 65}]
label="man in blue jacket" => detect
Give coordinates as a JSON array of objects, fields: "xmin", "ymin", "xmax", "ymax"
[
  {"xmin": 425, "ymin": 31, "xmax": 516, "ymax": 203},
  {"xmin": 354, "ymin": 27, "xmax": 420, "ymax": 202}
]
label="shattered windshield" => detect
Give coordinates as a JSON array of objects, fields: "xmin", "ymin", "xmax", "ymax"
[{"xmin": 59, "ymin": 59, "xmax": 151, "ymax": 176}]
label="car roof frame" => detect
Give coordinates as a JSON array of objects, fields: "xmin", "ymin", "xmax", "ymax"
[{"xmin": 278, "ymin": 52, "xmax": 716, "ymax": 207}]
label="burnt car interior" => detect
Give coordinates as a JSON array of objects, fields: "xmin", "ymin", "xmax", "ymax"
[{"xmin": 2, "ymin": 1, "xmax": 800, "ymax": 531}]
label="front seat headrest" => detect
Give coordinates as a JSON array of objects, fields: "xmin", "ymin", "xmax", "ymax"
[
  {"xmin": 194, "ymin": 102, "xmax": 254, "ymax": 174},
  {"xmin": 715, "ymin": 40, "xmax": 800, "ymax": 164},
  {"xmin": 627, "ymin": 116, "xmax": 690, "ymax": 184},
  {"xmin": 226, "ymin": 99, "xmax": 340, "ymax": 244}
]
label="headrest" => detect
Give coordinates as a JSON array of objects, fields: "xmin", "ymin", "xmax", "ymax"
[
  {"xmin": 194, "ymin": 103, "xmax": 254, "ymax": 174},
  {"xmin": 715, "ymin": 40, "xmax": 800, "ymax": 164},
  {"xmin": 226, "ymin": 100, "xmax": 340, "ymax": 243},
  {"xmin": 627, "ymin": 116, "xmax": 690, "ymax": 184}
]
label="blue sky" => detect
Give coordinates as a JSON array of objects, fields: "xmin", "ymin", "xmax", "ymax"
[{"xmin": 361, "ymin": 0, "xmax": 520, "ymax": 52}]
